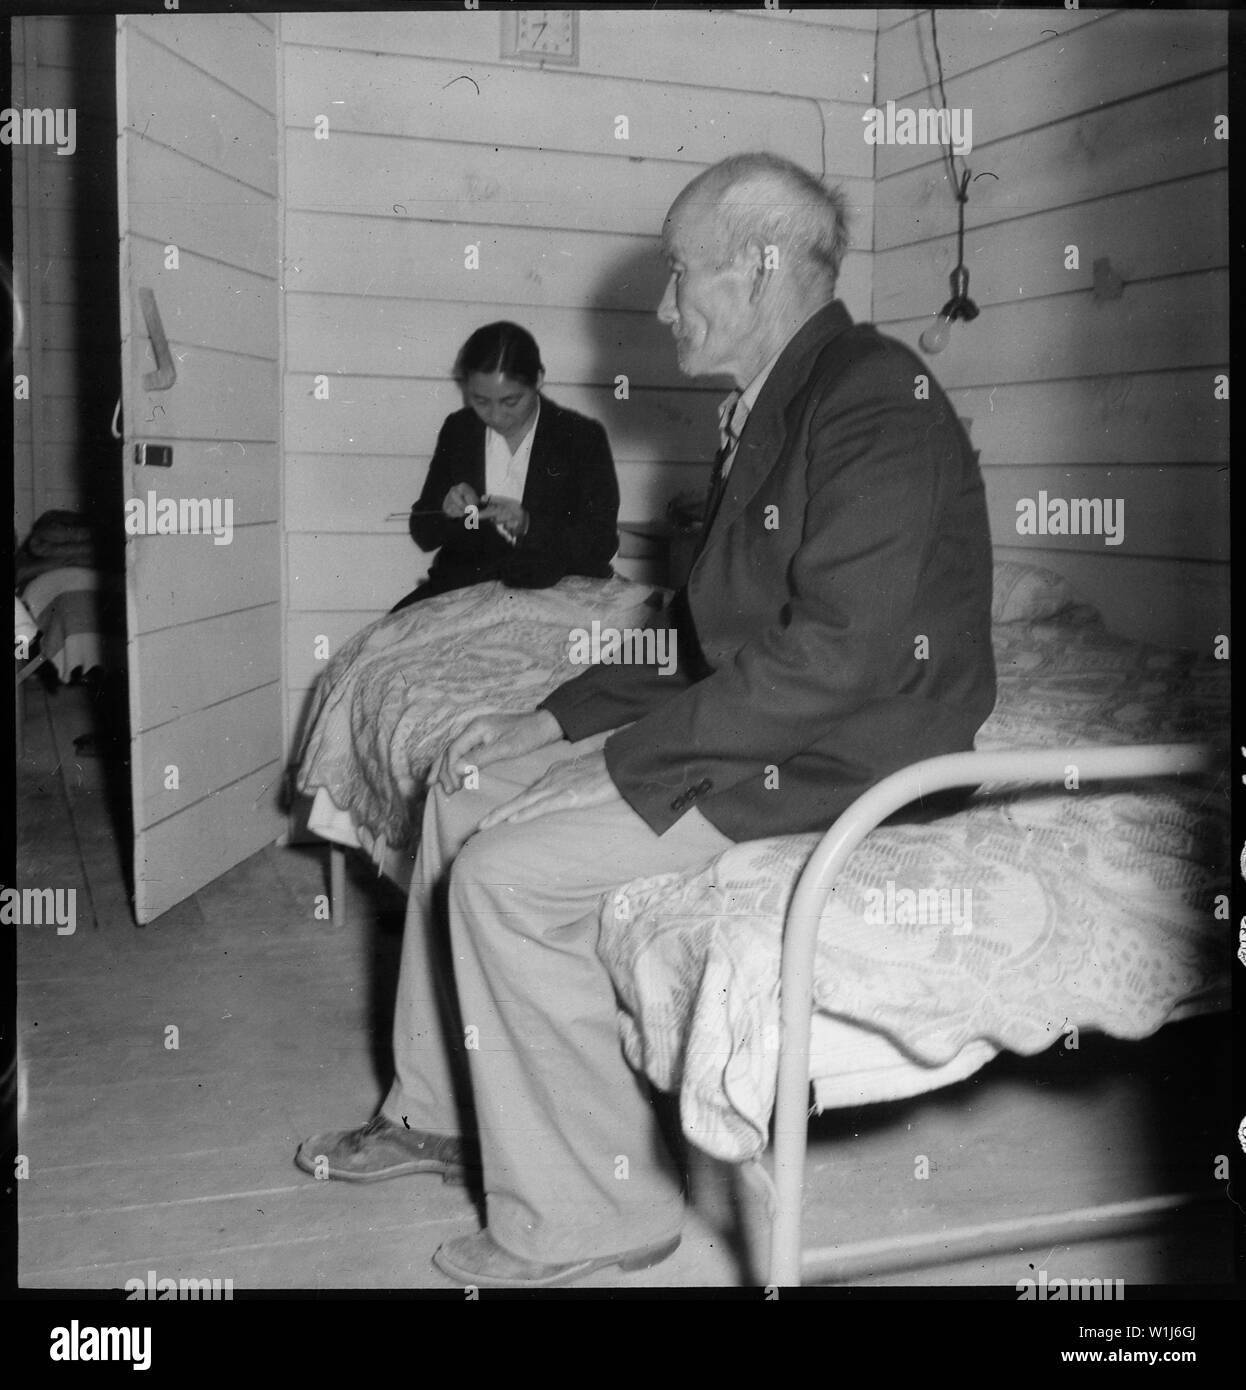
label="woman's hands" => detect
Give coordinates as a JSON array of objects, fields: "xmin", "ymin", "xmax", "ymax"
[
  {"xmin": 441, "ymin": 485, "xmax": 528, "ymax": 545},
  {"xmin": 480, "ymin": 495, "xmax": 528, "ymax": 545},
  {"xmin": 442, "ymin": 482, "xmax": 480, "ymax": 519}
]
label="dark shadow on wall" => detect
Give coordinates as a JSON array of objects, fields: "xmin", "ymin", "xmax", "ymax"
[{"xmin": 581, "ymin": 234, "xmax": 727, "ymax": 526}]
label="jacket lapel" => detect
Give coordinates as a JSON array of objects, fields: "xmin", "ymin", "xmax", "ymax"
[
  {"xmin": 463, "ymin": 412, "xmax": 488, "ymax": 496},
  {"xmin": 697, "ymin": 301, "xmax": 854, "ymax": 549},
  {"xmin": 520, "ymin": 395, "xmax": 558, "ymax": 506}
]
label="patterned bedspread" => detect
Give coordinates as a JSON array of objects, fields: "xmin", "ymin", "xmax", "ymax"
[
  {"xmin": 600, "ymin": 597, "xmax": 1229, "ymax": 1160},
  {"xmin": 296, "ymin": 562, "xmax": 1229, "ymax": 1164},
  {"xmin": 296, "ymin": 575, "xmax": 665, "ymax": 860}
]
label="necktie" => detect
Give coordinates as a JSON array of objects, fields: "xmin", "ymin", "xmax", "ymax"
[
  {"xmin": 721, "ymin": 391, "xmax": 751, "ymax": 472},
  {"xmin": 702, "ymin": 390, "xmax": 746, "ymax": 534}
]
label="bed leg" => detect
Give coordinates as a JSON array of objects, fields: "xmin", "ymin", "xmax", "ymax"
[{"xmin": 330, "ymin": 845, "xmax": 347, "ymax": 928}]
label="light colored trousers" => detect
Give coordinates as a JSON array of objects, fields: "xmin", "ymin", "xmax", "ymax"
[{"xmin": 380, "ymin": 731, "xmax": 733, "ymax": 1264}]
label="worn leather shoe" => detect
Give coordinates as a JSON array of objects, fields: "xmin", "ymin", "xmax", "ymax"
[
  {"xmin": 432, "ymin": 1229, "xmax": 681, "ymax": 1288},
  {"xmin": 295, "ymin": 1114, "xmax": 477, "ymax": 1185}
]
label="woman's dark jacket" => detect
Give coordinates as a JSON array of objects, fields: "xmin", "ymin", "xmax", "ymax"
[{"xmin": 392, "ymin": 395, "xmax": 620, "ymax": 609}]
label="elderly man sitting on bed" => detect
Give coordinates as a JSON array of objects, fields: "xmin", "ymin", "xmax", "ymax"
[{"xmin": 297, "ymin": 151, "xmax": 997, "ymax": 1288}]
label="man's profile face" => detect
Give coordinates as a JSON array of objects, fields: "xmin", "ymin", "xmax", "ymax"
[{"xmin": 657, "ymin": 201, "xmax": 758, "ymax": 381}]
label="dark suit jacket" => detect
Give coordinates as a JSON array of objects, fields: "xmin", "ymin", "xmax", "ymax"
[
  {"xmin": 541, "ymin": 301, "xmax": 997, "ymax": 841},
  {"xmin": 395, "ymin": 395, "xmax": 619, "ymax": 607}
]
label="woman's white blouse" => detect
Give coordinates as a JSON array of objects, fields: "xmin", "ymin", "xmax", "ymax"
[{"xmin": 483, "ymin": 400, "xmax": 541, "ymax": 501}]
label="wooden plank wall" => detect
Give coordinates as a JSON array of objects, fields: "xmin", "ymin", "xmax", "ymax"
[
  {"xmin": 118, "ymin": 13, "xmax": 285, "ymax": 917},
  {"xmin": 10, "ymin": 15, "xmax": 120, "ymax": 540},
  {"xmin": 278, "ymin": 8, "xmax": 877, "ymax": 758},
  {"xmin": 872, "ymin": 8, "xmax": 1229, "ymax": 650}
]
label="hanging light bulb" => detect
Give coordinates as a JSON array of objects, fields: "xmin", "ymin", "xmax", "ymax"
[
  {"xmin": 919, "ymin": 264, "xmax": 979, "ymax": 356},
  {"xmin": 919, "ymin": 15, "xmax": 980, "ymax": 360},
  {"xmin": 919, "ymin": 312, "xmax": 953, "ymax": 355}
]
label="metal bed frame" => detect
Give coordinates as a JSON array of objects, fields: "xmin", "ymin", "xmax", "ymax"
[
  {"xmin": 767, "ymin": 741, "xmax": 1220, "ymax": 1287},
  {"xmin": 329, "ymin": 842, "xmax": 349, "ymax": 929},
  {"xmin": 322, "ymin": 742, "xmax": 1222, "ymax": 1284}
]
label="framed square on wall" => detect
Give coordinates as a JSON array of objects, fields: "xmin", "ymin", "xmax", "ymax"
[{"xmin": 501, "ymin": 10, "xmax": 579, "ymax": 65}]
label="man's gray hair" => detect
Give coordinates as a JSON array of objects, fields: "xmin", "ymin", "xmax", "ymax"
[{"xmin": 669, "ymin": 152, "xmax": 850, "ymax": 292}]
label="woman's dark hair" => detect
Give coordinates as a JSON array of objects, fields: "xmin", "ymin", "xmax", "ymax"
[{"xmin": 453, "ymin": 321, "xmax": 544, "ymax": 388}]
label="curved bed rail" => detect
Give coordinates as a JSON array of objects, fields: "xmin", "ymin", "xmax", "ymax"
[{"xmin": 769, "ymin": 741, "xmax": 1220, "ymax": 1287}]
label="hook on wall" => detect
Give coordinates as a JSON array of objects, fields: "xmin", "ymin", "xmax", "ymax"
[{"xmin": 138, "ymin": 287, "xmax": 177, "ymax": 391}]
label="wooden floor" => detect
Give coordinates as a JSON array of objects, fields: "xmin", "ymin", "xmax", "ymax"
[{"xmin": 15, "ymin": 680, "xmax": 1234, "ymax": 1292}]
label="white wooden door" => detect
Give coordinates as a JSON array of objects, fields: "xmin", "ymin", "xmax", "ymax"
[{"xmin": 116, "ymin": 13, "xmax": 284, "ymax": 922}]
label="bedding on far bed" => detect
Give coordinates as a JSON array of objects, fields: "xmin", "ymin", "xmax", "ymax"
[{"xmin": 296, "ymin": 574, "xmax": 666, "ymax": 865}]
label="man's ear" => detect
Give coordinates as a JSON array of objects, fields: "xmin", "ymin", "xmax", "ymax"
[{"xmin": 743, "ymin": 237, "xmax": 774, "ymax": 304}]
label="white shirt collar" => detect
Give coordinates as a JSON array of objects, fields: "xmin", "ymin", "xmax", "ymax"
[
  {"xmin": 739, "ymin": 345, "xmax": 786, "ymax": 415},
  {"xmin": 484, "ymin": 398, "xmax": 541, "ymax": 499},
  {"xmin": 720, "ymin": 346, "xmax": 785, "ymax": 443}
]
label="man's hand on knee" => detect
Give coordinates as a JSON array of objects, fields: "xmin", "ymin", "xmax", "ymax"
[
  {"xmin": 433, "ymin": 709, "xmax": 563, "ymax": 795},
  {"xmin": 478, "ymin": 749, "xmax": 622, "ymax": 829}
]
